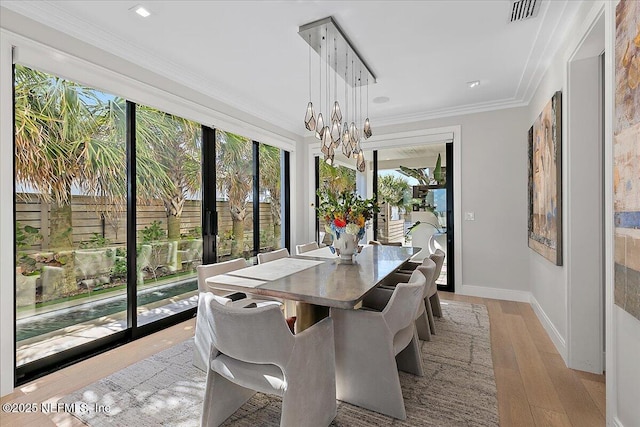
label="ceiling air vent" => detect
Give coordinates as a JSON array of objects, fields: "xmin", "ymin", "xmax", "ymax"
[{"xmin": 510, "ymin": 0, "xmax": 540, "ymax": 22}]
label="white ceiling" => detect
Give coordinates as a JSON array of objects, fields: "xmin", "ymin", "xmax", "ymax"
[{"xmin": 2, "ymin": 0, "xmax": 582, "ymax": 136}]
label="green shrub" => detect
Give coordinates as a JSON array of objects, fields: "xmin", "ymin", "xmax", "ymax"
[{"xmin": 140, "ymin": 221, "xmax": 165, "ymax": 243}]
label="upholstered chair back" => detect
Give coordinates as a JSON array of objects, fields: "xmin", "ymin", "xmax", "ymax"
[
  {"xmin": 257, "ymin": 248, "xmax": 290, "ymax": 264},
  {"xmin": 415, "ymin": 259, "xmax": 436, "ymax": 299},
  {"xmin": 197, "ymin": 258, "xmax": 247, "ymax": 293},
  {"xmin": 295, "ymin": 241, "xmax": 319, "ymax": 255},
  {"xmin": 204, "ymin": 293, "xmax": 294, "ymax": 367},
  {"xmin": 382, "ymin": 270, "xmax": 426, "ymax": 336},
  {"xmin": 428, "ymin": 249, "xmax": 445, "ymax": 285}
]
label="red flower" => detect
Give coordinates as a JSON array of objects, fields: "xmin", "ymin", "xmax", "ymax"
[{"xmin": 334, "ymin": 218, "xmax": 347, "ymax": 228}]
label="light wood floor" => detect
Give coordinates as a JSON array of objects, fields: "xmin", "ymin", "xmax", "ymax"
[{"xmin": 0, "ymin": 292, "xmax": 606, "ymax": 427}]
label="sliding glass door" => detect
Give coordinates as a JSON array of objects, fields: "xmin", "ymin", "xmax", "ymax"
[
  {"xmin": 373, "ymin": 143, "xmax": 454, "ymax": 291},
  {"xmin": 134, "ymin": 105, "xmax": 203, "ymax": 327},
  {"xmin": 14, "ymin": 64, "xmax": 129, "ymax": 370},
  {"xmin": 214, "ymin": 130, "xmax": 254, "ymax": 262}
]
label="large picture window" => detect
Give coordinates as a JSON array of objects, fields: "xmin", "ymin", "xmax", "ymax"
[{"xmin": 13, "ymin": 64, "xmax": 290, "ymax": 383}]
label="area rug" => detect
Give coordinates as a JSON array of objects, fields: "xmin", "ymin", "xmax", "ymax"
[{"xmin": 61, "ymin": 300, "xmax": 498, "ymax": 426}]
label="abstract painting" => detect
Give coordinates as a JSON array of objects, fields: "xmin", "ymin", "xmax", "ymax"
[
  {"xmin": 614, "ymin": 0, "xmax": 640, "ymax": 321},
  {"xmin": 528, "ymin": 91, "xmax": 562, "ymax": 265}
]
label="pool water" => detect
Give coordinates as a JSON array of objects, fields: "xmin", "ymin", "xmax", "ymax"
[{"xmin": 17, "ymin": 280, "xmax": 197, "ymax": 342}]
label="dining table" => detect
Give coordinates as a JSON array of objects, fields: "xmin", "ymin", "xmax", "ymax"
[{"xmin": 205, "ymin": 244, "xmax": 420, "ymax": 331}]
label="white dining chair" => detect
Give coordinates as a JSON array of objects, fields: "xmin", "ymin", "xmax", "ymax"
[
  {"xmin": 200, "ymin": 292, "xmax": 336, "ymax": 427},
  {"xmin": 409, "ymin": 221, "xmax": 440, "ymax": 262},
  {"xmin": 427, "ymin": 249, "xmax": 446, "ymax": 319},
  {"xmin": 330, "ymin": 269, "xmax": 426, "ymax": 420},
  {"xmin": 194, "ymin": 259, "xmax": 280, "ymax": 372},
  {"xmin": 257, "ymin": 248, "xmax": 290, "ymax": 264},
  {"xmin": 295, "ymin": 241, "xmax": 319, "ymax": 255},
  {"xmin": 367, "ymin": 260, "xmax": 436, "ymax": 341},
  {"xmin": 197, "ymin": 258, "xmax": 247, "ymax": 294}
]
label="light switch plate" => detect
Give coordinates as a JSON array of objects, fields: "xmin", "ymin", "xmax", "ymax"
[{"xmin": 465, "ymin": 212, "xmax": 475, "ymax": 221}]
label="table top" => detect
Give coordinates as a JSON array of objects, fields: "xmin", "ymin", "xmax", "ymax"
[{"xmin": 206, "ymin": 245, "xmax": 419, "ymax": 309}]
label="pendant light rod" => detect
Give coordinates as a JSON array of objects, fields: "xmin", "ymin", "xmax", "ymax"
[{"xmin": 298, "ymin": 16, "xmax": 376, "ymax": 87}]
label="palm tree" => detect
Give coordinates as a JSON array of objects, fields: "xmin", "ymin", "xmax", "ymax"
[
  {"xmin": 15, "ymin": 64, "xmax": 109, "ymax": 249},
  {"xmin": 319, "ymin": 161, "xmax": 356, "ymax": 194},
  {"xmin": 259, "ymin": 144, "xmax": 282, "ymax": 248},
  {"xmin": 135, "ymin": 106, "xmax": 201, "ymax": 240},
  {"xmin": 378, "ymin": 174, "xmax": 411, "ymax": 211},
  {"xmin": 215, "ymin": 130, "xmax": 253, "ymax": 256}
]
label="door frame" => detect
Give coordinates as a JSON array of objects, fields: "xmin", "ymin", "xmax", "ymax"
[{"xmin": 307, "ymin": 125, "xmax": 462, "ymax": 291}]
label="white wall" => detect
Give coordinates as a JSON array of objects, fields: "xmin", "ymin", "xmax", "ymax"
[
  {"xmin": 301, "ymin": 107, "xmax": 532, "ymax": 301},
  {"xmin": 566, "ymin": 54, "xmax": 603, "ymax": 373},
  {"xmin": 0, "ymin": 29, "xmax": 15, "ymax": 399},
  {"xmin": 526, "ymin": 0, "xmax": 605, "ymax": 366}
]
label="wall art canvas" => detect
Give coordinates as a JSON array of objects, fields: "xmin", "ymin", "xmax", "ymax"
[
  {"xmin": 528, "ymin": 91, "xmax": 562, "ymax": 265},
  {"xmin": 614, "ymin": 0, "xmax": 640, "ymax": 321}
]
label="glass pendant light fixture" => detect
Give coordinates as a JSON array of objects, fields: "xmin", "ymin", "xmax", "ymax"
[
  {"xmin": 299, "ymin": 16, "xmax": 376, "ymax": 170},
  {"xmin": 316, "ymin": 113, "xmax": 325, "ymax": 139},
  {"xmin": 363, "ymin": 76, "xmax": 372, "ymax": 138},
  {"xmin": 356, "ymin": 148, "xmax": 365, "ymax": 172},
  {"xmin": 305, "ymin": 102, "xmax": 316, "ymax": 132}
]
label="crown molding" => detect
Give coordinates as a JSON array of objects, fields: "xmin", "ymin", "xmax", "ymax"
[
  {"xmin": 371, "ymin": 98, "xmax": 528, "ymax": 128},
  {"xmin": 517, "ymin": 0, "xmax": 582, "ymax": 102}
]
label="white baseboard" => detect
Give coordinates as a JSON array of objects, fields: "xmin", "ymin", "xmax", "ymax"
[
  {"xmin": 530, "ymin": 294, "xmax": 568, "ymax": 363},
  {"xmin": 458, "ymin": 284, "xmax": 531, "ymax": 303}
]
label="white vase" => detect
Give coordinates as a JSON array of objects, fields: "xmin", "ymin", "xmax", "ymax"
[{"xmin": 334, "ymin": 233, "xmax": 359, "ymax": 262}]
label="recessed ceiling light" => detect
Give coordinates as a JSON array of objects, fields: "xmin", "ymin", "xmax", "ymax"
[
  {"xmin": 131, "ymin": 5, "xmax": 151, "ymax": 18},
  {"xmin": 373, "ymin": 96, "xmax": 390, "ymax": 104},
  {"xmin": 467, "ymin": 80, "xmax": 480, "ymax": 88}
]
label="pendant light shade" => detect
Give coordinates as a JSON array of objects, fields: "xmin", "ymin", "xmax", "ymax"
[
  {"xmin": 305, "ymin": 102, "xmax": 316, "ymax": 131},
  {"xmin": 350, "ymin": 125, "xmax": 359, "ymax": 148},
  {"xmin": 325, "ymin": 146, "xmax": 335, "ymax": 165},
  {"xmin": 363, "ymin": 117, "xmax": 372, "ymax": 139},
  {"xmin": 342, "ymin": 132, "xmax": 353, "ymax": 157},
  {"xmin": 323, "ymin": 130, "xmax": 334, "ymax": 165},
  {"xmin": 330, "ymin": 120, "xmax": 341, "ymax": 147},
  {"xmin": 316, "ymin": 113, "xmax": 325, "ymax": 139},
  {"xmin": 330, "ymin": 101, "xmax": 342, "ymax": 123},
  {"xmin": 356, "ymin": 149, "xmax": 365, "ymax": 172}
]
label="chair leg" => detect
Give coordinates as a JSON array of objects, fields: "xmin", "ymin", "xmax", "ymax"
[
  {"xmin": 281, "ymin": 382, "xmax": 336, "ymax": 427},
  {"xmin": 415, "ymin": 309, "xmax": 431, "ymax": 341},
  {"xmin": 201, "ymin": 370, "xmax": 255, "ymax": 427},
  {"xmin": 193, "ymin": 350, "xmax": 207, "ymax": 372},
  {"xmin": 334, "ymin": 337, "xmax": 407, "ymax": 419},
  {"xmin": 430, "ymin": 292, "xmax": 443, "ymax": 318},
  {"xmin": 425, "ymin": 297, "xmax": 437, "ymax": 334},
  {"xmin": 396, "ymin": 328, "xmax": 424, "ymax": 377}
]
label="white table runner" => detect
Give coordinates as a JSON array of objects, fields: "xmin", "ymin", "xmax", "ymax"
[
  {"xmin": 206, "ymin": 274, "xmax": 267, "ymax": 289},
  {"xmin": 228, "ymin": 258, "xmax": 324, "ymax": 281}
]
